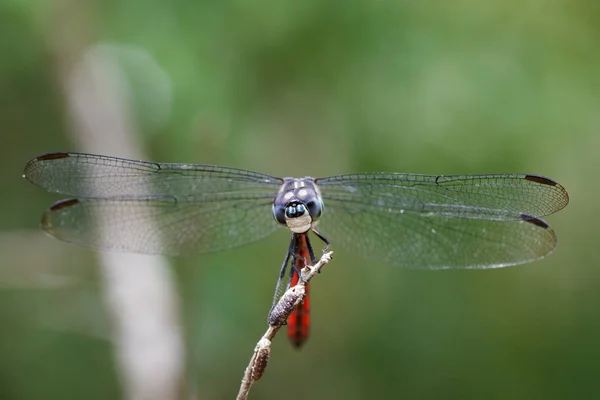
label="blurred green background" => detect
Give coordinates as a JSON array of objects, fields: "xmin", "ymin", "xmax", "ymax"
[{"xmin": 0, "ymin": 1, "xmax": 597, "ymax": 399}]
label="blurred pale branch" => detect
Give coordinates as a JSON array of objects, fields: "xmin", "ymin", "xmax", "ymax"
[{"xmin": 47, "ymin": 2, "xmax": 187, "ymax": 396}]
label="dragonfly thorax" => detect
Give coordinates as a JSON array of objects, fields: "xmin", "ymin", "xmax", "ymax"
[{"xmin": 272, "ymin": 178, "xmax": 323, "ymax": 233}]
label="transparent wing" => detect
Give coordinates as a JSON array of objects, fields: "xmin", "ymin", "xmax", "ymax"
[
  {"xmin": 315, "ymin": 173, "xmax": 569, "ymax": 269},
  {"xmin": 41, "ymin": 196, "xmax": 280, "ymax": 255},
  {"xmin": 24, "ymin": 153, "xmax": 284, "ymax": 255},
  {"xmin": 24, "ymin": 152, "xmax": 283, "ymax": 197}
]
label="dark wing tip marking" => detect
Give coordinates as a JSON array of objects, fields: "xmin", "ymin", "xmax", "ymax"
[
  {"xmin": 49, "ymin": 198, "xmax": 80, "ymax": 211},
  {"xmin": 36, "ymin": 152, "xmax": 71, "ymax": 161},
  {"xmin": 520, "ymin": 213, "xmax": 550, "ymax": 229},
  {"xmin": 24, "ymin": 153, "xmax": 69, "ymax": 177},
  {"xmin": 524, "ymin": 175, "xmax": 570, "ymax": 211},
  {"xmin": 524, "ymin": 175, "xmax": 558, "ymax": 186},
  {"xmin": 42, "ymin": 198, "xmax": 80, "ymax": 230}
]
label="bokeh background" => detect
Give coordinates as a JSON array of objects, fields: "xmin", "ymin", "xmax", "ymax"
[{"xmin": 0, "ymin": 1, "xmax": 597, "ymax": 399}]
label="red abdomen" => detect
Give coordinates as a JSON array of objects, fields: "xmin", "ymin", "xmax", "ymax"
[{"xmin": 287, "ymin": 235, "xmax": 311, "ymax": 347}]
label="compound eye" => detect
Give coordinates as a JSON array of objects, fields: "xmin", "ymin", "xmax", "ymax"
[
  {"xmin": 272, "ymin": 203, "xmax": 286, "ymax": 224},
  {"xmin": 305, "ymin": 199, "xmax": 322, "ymax": 219}
]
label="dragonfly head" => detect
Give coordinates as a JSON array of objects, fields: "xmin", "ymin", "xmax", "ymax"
[{"xmin": 273, "ymin": 178, "xmax": 323, "ymax": 233}]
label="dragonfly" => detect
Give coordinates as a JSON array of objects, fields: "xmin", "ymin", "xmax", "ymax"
[{"xmin": 23, "ymin": 152, "xmax": 569, "ymax": 347}]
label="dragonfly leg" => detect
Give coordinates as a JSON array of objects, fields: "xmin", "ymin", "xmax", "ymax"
[
  {"xmin": 289, "ymin": 253, "xmax": 306, "ymax": 280},
  {"xmin": 270, "ymin": 234, "xmax": 294, "ymax": 313},
  {"xmin": 289, "ymin": 234, "xmax": 317, "ymax": 282},
  {"xmin": 311, "ymin": 228, "xmax": 331, "ymax": 253}
]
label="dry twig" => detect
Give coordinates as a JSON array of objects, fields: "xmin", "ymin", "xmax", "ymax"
[{"xmin": 236, "ymin": 251, "xmax": 333, "ymax": 400}]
